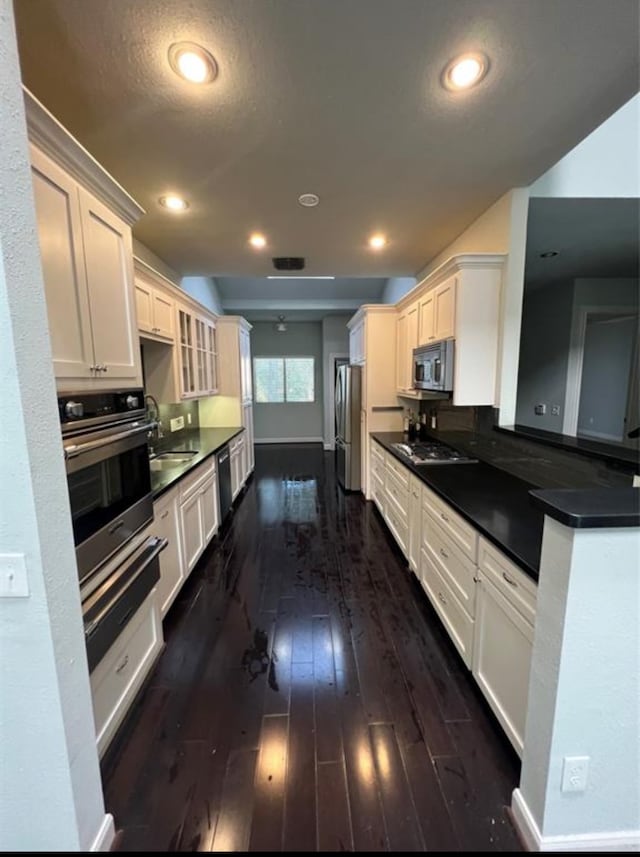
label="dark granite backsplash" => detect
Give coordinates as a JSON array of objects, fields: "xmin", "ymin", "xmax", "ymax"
[{"xmin": 414, "ymin": 401, "xmax": 636, "ymax": 489}]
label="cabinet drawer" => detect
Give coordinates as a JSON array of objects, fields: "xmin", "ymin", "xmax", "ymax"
[
  {"xmin": 385, "ymin": 469, "xmax": 409, "ymax": 523},
  {"xmin": 90, "ymin": 590, "xmax": 162, "ymax": 757},
  {"xmin": 372, "ymin": 471, "xmax": 386, "ymax": 516},
  {"xmin": 385, "ymin": 502, "xmax": 408, "ymax": 557},
  {"xmin": 421, "ymin": 546, "xmax": 474, "ymax": 668},
  {"xmin": 422, "ymin": 486, "xmax": 477, "ymax": 561},
  {"xmin": 179, "ymin": 458, "xmax": 216, "ymax": 502},
  {"xmin": 385, "ymin": 453, "xmax": 410, "ymax": 489},
  {"xmin": 423, "ymin": 514, "xmax": 477, "ymax": 618},
  {"xmin": 371, "ymin": 441, "xmax": 385, "ymax": 464},
  {"xmin": 370, "ymin": 453, "xmax": 386, "ymax": 485},
  {"xmin": 478, "ymin": 537, "xmax": 536, "ymax": 625}
]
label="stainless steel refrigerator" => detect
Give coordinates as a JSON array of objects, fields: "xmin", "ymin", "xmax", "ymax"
[{"xmin": 335, "ymin": 364, "xmax": 362, "ymax": 491}]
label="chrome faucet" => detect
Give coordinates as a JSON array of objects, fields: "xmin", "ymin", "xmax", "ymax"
[{"xmin": 145, "ymin": 395, "xmax": 164, "ymax": 456}]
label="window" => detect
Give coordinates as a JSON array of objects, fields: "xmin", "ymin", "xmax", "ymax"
[{"xmin": 254, "ymin": 357, "xmax": 315, "ymax": 403}]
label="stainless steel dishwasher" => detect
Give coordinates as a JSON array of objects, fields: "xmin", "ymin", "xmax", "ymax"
[{"xmin": 217, "ymin": 445, "xmax": 232, "ymax": 522}]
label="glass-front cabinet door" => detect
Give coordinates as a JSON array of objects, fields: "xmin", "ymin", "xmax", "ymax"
[
  {"xmin": 206, "ymin": 321, "xmax": 218, "ymax": 393},
  {"xmin": 178, "ymin": 308, "xmax": 196, "ymax": 397},
  {"xmin": 195, "ymin": 317, "xmax": 208, "ymax": 394}
]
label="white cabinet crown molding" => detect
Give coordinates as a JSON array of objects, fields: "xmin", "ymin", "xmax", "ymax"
[
  {"xmin": 347, "ymin": 303, "xmax": 397, "ymax": 330},
  {"xmin": 215, "ymin": 315, "xmax": 253, "ymax": 331},
  {"xmin": 133, "ymin": 255, "xmax": 181, "ymax": 292},
  {"xmin": 24, "ymin": 86, "xmax": 145, "ymax": 226},
  {"xmin": 396, "ymin": 253, "xmax": 506, "ymax": 312}
]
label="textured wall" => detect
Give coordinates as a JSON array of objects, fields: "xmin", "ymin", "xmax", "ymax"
[{"xmin": 0, "ymin": 2, "xmax": 107, "ymax": 849}]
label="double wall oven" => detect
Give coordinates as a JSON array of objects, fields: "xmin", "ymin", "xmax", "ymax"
[{"xmin": 60, "ymin": 389, "xmax": 166, "ymax": 671}]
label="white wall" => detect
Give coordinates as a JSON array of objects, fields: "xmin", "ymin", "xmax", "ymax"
[
  {"xmin": 381, "ymin": 277, "xmax": 416, "ymax": 304},
  {"xmin": 322, "ymin": 315, "xmax": 350, "ymax": 448},
  {"xmin": 516, "ymin": 282, "xmax": 575, "ymax": 432},
  {"xmin": 180, "ymin": 275, "xmax": 224, "ymax": 316},
  {"xmin": 530, "ymin": 94, "xmax": 640, "ymax": 199},
  {"xmin": 1, "ymin": 2, "xmax": 110, "ymax": 849},
  {"xmin": 132, "ymin": 236, "xmax": 181, "ymax": 283},
  {"xmin": 252, "ymin": 321, "xmax": 324, "ymax": 442},
  {"xmin": 577, "ymin": 316, "xmax": 636, "ymax": 441},
  {"xmin": 515, "ymin": 520, "xmax": 640, "ymax": 847}
]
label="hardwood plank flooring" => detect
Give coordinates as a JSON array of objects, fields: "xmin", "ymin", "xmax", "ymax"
[{"xmin": 104, "ymin": 443, "xmax": 521, "ymax": 852}]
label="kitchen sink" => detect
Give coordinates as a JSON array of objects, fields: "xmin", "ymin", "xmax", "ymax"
[{"xmin": 149, "ymin": 450, "xmax": 198, "ymax": 471}]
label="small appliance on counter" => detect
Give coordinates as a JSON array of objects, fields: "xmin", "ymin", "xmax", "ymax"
[{"xmin": 413, "ymin": 339, "xmax": 454, "ymax": 392}]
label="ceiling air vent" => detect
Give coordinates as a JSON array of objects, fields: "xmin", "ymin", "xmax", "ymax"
[{"xmin": 272, "ymin": 256, "xmax": 305, "ymax": 271}]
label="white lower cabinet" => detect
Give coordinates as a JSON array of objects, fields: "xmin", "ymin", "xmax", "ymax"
[
  {"xmin": 178, "ymin": 458, "xmax": 218, "ymax": 575},
  {"xmin": 408, "ymin": 476, "xmax": 422, "ymax": 573},
  {"xmin": 472, "ymin": 538, "xmax": 537, "ymax": 757},
  {"xmin": 90, "ymin": 590, "xmax": 162, "ymax": 758},
  {"xmin": 421, "ymin": 545, "xmax": 474, "ymax": 668},
  {"xmin": 370, "ymin": 439, "xmax": 537, "ymax": 757},
  {"xmin": 153, "ymin": 486, "xmax": 185, "ymax": 618},
  {"xmin": 180, "ymin": 489, "xmax": 205, "ymax": 574}
]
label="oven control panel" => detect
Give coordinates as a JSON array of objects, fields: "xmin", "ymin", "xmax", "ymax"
[{"xmin": 59, "ymin": 389, "xmax": 146, "ymax": 431}]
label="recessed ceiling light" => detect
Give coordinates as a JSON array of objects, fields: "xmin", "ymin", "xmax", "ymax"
[
  {"xmin": 298, "ymin": 193, "xmax": 320, "ymax": 207},
  {"xmin": 249, "ymin": 233, "xmax": 267, "ymax": 249},
  {"xmin": 369, "ymin": 234, "xmax": 387, "ymax": 250},
  {"xmin": 540, "ymin": 250, "xmax": 559, "ymax": 258},
  {"xmin": 159, "ymin": 194, "xmax": 189, "ymax": 212},
  {"xmin": 168, "ymin": 42, "xmax": 218, "ymax": 84},
  {"xmin": 443, "ymin": 52, "xmax": 488, "ymax": 91}
]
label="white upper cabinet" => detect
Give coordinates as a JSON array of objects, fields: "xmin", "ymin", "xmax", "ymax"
[
  {"xmin": 396, "ymin": 256, "xmax": 503, "ymax": 405},
  {"xmin": 349, "ymin": 316, "xmax": 366, "ymax": 365},
  {"xmin": 418, "ymin": 276, "xmax": 456, "ymax": 346},
  {"xmin": 26, "ymin": 89, "xmax": 144, "ymax": 391},
  {"xmin": 30, "ymin": 145, "xmax": 95, "ymax": 382},
  {"xmin": 177, "ymin": 306, "xmax": 218, "ymax": 399},
  {"xmin": 239, "ymin": 326, "xmax": 252, "ymax": 402},
  {"xmin": 79, "ymin": 188, "xmax": 140, "ymax": 383},
  {"xmin": 134, "ymin": 264, "xmax": 175, "ymax": 342}
]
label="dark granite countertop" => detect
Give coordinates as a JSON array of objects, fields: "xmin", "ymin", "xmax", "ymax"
[
  {"xmin": 496, "ymin": 424, "xmax": 640, "ymax": 470},
  {"xmin": 530, "ymin": 488, "xmax": 640, "ymax": 529},
  {"xmin": 150, "ymin": 427, "xmax": 243, "ymax": 499},
  {"xmin": 371, "ymin": 432, "xmax": 544, "ymax": 580}
]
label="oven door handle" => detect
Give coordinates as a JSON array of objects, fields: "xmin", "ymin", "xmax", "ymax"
[
  {"xmin": 65, "ymin": 421, "xmax": 157, "ymax": 460},
  {"xmin": 84, "ymin": 537, "xmax": 167, "ymax": 637}
]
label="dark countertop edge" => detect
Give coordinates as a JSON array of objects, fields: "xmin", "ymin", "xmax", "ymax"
[
  {"xmin": 371, "ymin": 433, "xmax": 539, "ymax": 581},
  {"xmin": 151, "ymin": 426, "xmax": 244, "ymax": 500},
  {"xmin": 495, "ymin": 424, "xmax": 640, "ymax": 470},
  {"xmin": 530, "ymin": 488, "xmax": 640, "ymax": 529}
]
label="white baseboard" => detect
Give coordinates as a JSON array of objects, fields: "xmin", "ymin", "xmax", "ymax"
[
  {"xmin": 512, "ymin": 789, "xmax": 640, "ymax": 852},
  {"xmin": 90, "ymin": 813, "xmax": 115, "ymax": 851},
  {"xmin": 254, "ymin": 437, "xmax": 324, "ymax": 444}
]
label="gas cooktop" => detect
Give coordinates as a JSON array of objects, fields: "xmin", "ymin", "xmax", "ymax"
[{"xmin": 392, "ymin": 441, "xmax": 477, "ymax": 465}]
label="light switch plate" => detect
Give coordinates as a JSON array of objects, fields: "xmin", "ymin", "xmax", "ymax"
[
  {"xmin": 0, "ymin": 553, "xmax": 29, "ymax": 598},
  {"xmin": 561, "ymin": 755, "xmax": 589, "ymax": 792},
  {"xmin": 170, "ymin": 416, "xmax": 185, "ymax": 432}
]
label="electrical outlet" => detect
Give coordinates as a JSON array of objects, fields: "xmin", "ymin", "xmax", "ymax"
[
  {"xmin": 551, "ymin": 405, "xmax": 561, "ymax": 416},
  {"xmin": 170, "ymin": 416, "xmax": 185, "ymax": 432},
  {"xmin": 561, "ymin": 756, "xmax": 589, "ymax": 792},
  {"xmin": 534, "ymin": 403, "xmax": 547, "ymax": 416}
]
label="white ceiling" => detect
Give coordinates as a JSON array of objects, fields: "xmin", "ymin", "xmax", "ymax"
[
  {"xmin": 525, "ymin": 198, "xmax": 640, "ymax": 289},
  {"xmin": 15, "ymin": 0, "xmax": 640, "ymax": 277}
]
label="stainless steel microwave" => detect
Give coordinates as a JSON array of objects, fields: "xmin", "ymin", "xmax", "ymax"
[{"xmin": 413, "ymin": 339, "xmax": 454, "ymax": 392}]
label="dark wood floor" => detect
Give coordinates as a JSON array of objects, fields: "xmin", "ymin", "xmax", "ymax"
[{"xmin": 103, "ymin": 443, "xmax": 522, "ymax": 852}]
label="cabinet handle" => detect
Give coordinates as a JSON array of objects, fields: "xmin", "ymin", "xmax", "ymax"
[
  {"xmin": 116, "ymin": 654, "xmax": 129, "ymax": 674},
  {"xmin": 439, "ymin": 547, "xmax": 448, "ymax": 559},
  {"xmin": 160, "ymin": 510, "xmax": 169, "ymax": 520},
  {"xmin": 413, "ymin": 491, "xmax": 419, "ymax": 499},
  {"xmin": 437, "ymin": 592, "xmax": 447, "ymax": 605},
  {"xmin": 473, "ymin": 576, "xmax": 480, "ymax": 583},
  {"xmin": 440, "ymin": 512, "xmax": 449, "ymax": 522},
  {"xmin": 502, "ymin": 572, "xmax": 517, "ymax": 588}
]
